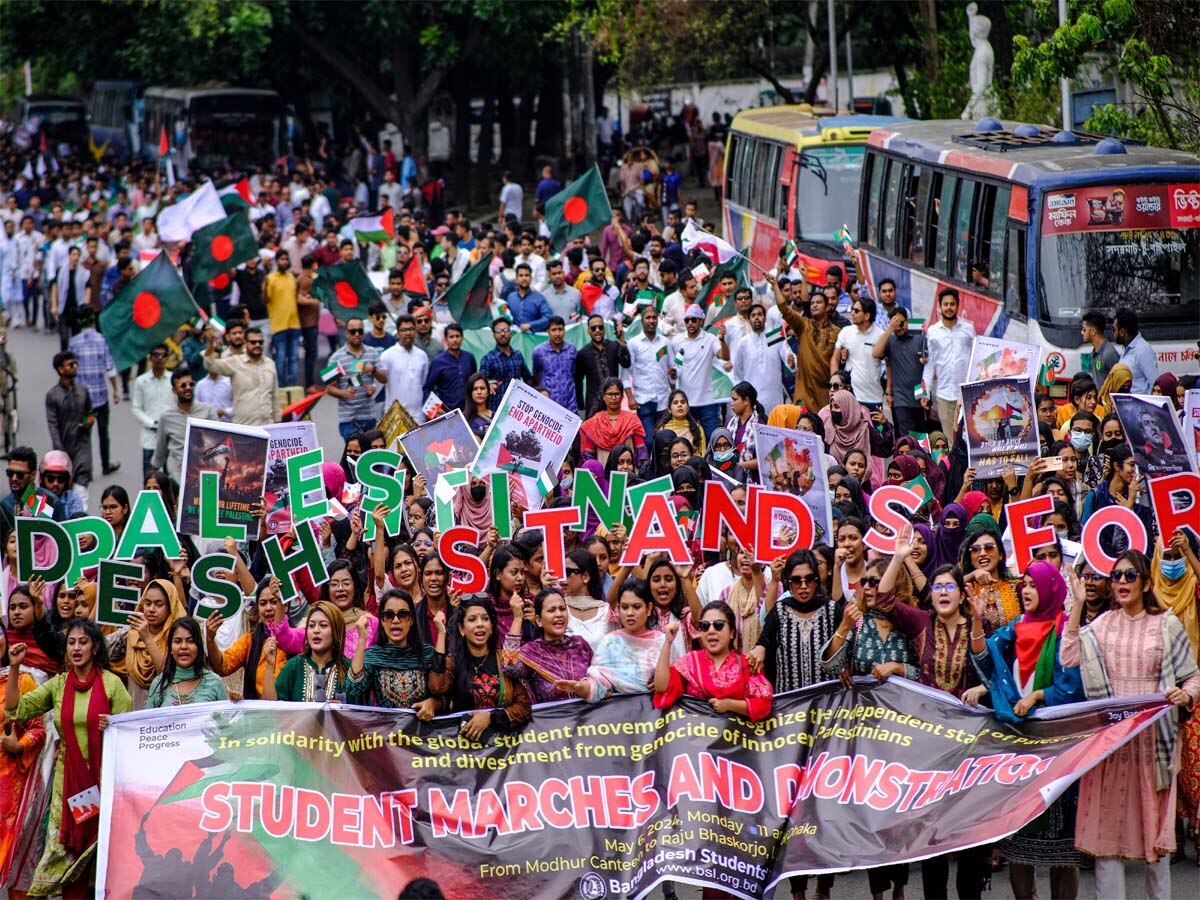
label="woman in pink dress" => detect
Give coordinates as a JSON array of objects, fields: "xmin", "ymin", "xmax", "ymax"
[{"xmin": 1061, "ymin": 549, "xmax": 1200, "ymax": 899}]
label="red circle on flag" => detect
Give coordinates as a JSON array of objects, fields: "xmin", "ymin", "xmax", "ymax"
[
  {"xmin": 334, "ymin": 282, "xmax": 359, "ymax": 308},
  {"xmin": 563, "ymin": 197, "xmax": 588, "ymax": 224},
  {"xmin": 209, "ymin": 273, "xmax": 231, "ymax": 289},
  {"xmin": 133, "ymin": 292, "xmax": 161, "ymax": 328},
  {"xmin": 210, "ymin": 234, "xmax": 234, "ymax": 262}
]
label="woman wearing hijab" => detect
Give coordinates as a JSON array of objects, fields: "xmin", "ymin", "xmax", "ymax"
[
  {"xmin": 124, "ymin": 579, "xmax": 187, "ymax": 709},
  {"xmin": 1096, "ymin": 362, "xmax": 1133, "ymax": 412},
  {"xmin": 930, "ymin": 502, "xmax": 968, "ymax": 569},
  {"xmin": 452, "ymin": 475, "xmax": 494, "ymax": 532},
  {"xmin": 889, "ymin": 454, "xmax": 942, "ymax": 521},
  {"xmin": 766, "ymin": 403, "xmax": 803, "ymax": 429},
  {"xmin": 970, "ymin": 560, "xmax": 1084, "ymax": 899},
  {"xmin": 819, "ymin": 389, "xmax": 872, "ymax": 464},
  {"xmin": 640, "ymin": 430, "xmax": 677, "ymax": 481},
  {"xmin": 705, "ymin": 427, "xmax": 746, "ymax": 484},
  {"xmin": 580, "ymin": 377, "xmax": 649, "ymax": 467},
  {"xmin": 831, "ymin": 475, "xmax": 867, "ymax": 519},
  {"xmin": 1152, "ymin": 372, "xmax": 1180, "ymax": 408}
]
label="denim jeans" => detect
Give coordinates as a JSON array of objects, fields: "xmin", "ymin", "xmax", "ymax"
[
  {"xmin": 693, "ymin": 403, "xmax": 724, "ymax": 444},
  {"xmin": 301, "ymin": 324, "xmax": 320, "ymax": 388},
  {"xmin": 339, "ymin": 419, "xmax": 378, "ymax": 442},
  {"xmin": 637, "ymin": 401, "xmax": 660, "ymax": 445},
  {"xmin": 272, "ymin": 328, "xmax": 300, "ymax": 387}
]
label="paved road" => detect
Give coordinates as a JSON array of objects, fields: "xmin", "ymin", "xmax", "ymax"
[{"xmin": 5, "ymin": 322, "xmax": 345, "ymax": 503}]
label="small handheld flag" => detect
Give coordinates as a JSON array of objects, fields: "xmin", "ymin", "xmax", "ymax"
[
  {"xmin": 655, "ymin": 345, "xmax": 668, "ymax": 363},
  {"xmin": 319, "ymin": 360, "xmax": 344, "ymax": 384},
  {"xmin": 422, "ymin": 392, "xmax": 446, "ymax": 420},
  {"xmin": 765, "ymin": 328, "xmax": 785, "ymax": 348},
  {"xmin": 20, "ymin": 485, "xmax": 50, "ymax": 518}
]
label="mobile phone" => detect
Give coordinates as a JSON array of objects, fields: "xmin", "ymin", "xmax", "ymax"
[{"xmin": 1041, "ymin": 455, "xmax": 1066, "ymax": 472}]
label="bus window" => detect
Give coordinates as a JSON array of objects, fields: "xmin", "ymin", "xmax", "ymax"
[
  {"xmin": 986, "ymin": 187, "xmax": 1011, "ymax": 294},
  {"xmin": 778, "ymin": 180, "xmax": 789, "ymax": 231},
  {"xmin": 882, "ymin": 160, "xmax": 903, "ymax": 255},
  {"xmin": 910, "ymin": 168, "xmax": 934, "ymax": 264},
  {"xmin": 951, "ymin": 179, "xmax": 978, "ymax": 283},
  {"xmin": 899, "ymin": 165, "xmax": 923, "ymax": 262},
  {"xmin": 863, "ymin": 152, "xmax": 883, "ymax": 247},
  {"xmin": 725, "ymin": 135, "xmax": 740, "ymax": 203},
  {"xmin": 736, "ymin": 137, "xmax": 756, "ymax": 207},
  {"xmin": 1004, "ymin": 226, "xmax": 1027, "ymax": 320},
  {"xmin": 763, "ymin": 143, "xmax": 781, "ymax": 219},
  {"xmin": 934, "ymin": 174, "xmax": 956, "ymax": 274}
]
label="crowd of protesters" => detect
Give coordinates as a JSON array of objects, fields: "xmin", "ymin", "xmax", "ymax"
[{"xmin": 0, "ymin": 112, "xmax": 1198, "ymax": 900}]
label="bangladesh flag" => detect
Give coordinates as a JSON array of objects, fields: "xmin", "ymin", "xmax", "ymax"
[
  {"xmin": 444, "ymin": 252, "xmax": 494, "ymax": 330},
  {"xmin": 217, "ymin": 178, "xmax": 253, "ymax": 212},
  {"xmin": 904, "ymin": 475, "xmax": 934, "ymax": 509},
  {"xmin": 190, "ymin": 211, "xmax": 257, "ymax": 284},
  {"xmin": 314, "ymin": 260, "xmax": 378, "ymax": 323},
  {"xmin": 100, "ymin": 253, "xmax": 198, "ymax": 371},
  {"xmin": 544, "ymin": 165, "xmax": 612, "ymax": 250},
  {"xmin": 350, "ymin": 207, "xmax": 394, "ymax": 244}
]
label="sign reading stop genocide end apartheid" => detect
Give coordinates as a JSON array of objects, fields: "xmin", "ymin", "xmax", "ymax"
[{"xmin": 97, "ymin": 681, "xmax": 1168, "ymax": 900}]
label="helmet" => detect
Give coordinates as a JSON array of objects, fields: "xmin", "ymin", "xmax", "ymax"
[{"xmin": 40, "ymin": 450, "xmax": 72, "ymax": 477}]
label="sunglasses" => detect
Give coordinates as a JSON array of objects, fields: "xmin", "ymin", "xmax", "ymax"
[
  {"xmin": 696, "ymin": 620, "xmax": 728, "ymax": 632},
  {"xmin": 246, "ymin": 339, "xmax": 264, "ymax": 346},
  {"xmin": 971, "ymin": 543, "xmax": 999, "ymax": 553},
  {"xmin": 789, "ymin": 574, "xmax": 818, "ymax": 586},
  {"xmin": 1110, "ymin": 568, "xmax": 1139, "ymax": 583},
  {"xmin": 382, "ymin": 609, "xmax": 413, "ymax": 622},
  {"xmin": 564, "ymin": 567, "xmax": 582, "ymax": 576},
  {"xmin": 6, "ymin": 468, "xmax": 30, "ymax": 478},
  {"xmin": 860, "ymin": 577, "xmax": 882, "ymax": 588},
  {"xmin": 346, "ymin": 328, "xmax": 364, "ymax": 335},
  {"xmin": 43, "ymin": 472, "xmax": 68, "ymax": 483}
]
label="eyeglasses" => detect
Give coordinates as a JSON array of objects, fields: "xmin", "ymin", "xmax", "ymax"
[
  {"xmin": 1080, "ymin": 573, "xmax": 1108, "ymax": 582},
  {"xmin": 346, "ymin": 328, "xmax": 364, "ymax": 335},
  {"xmin": 697, "ymin": 620, "xmax": 728, "ymax": 632},
  {"xmin": 860, "ymin": 577, "xmax": 882, "ymax": 588},
  {"xmin": 175, "ymin": 382, "xmax": 194, "ymax": 390},
  {"xmin": 971, "ymin": 542, "xmax": 999, "ymax": 553},
  {"xmin": 381, "ymin": 609, "xmax": 413, "ymax": 622},
  {"xmin": 930, "ymin": 583, "xmax": 957, "ymax": 594},
  {"xmin": 789, "ymin": 574, "xmax": 818, "ymax": 586},
  {"xmin": 150, "ymin": 350, "xmax": 167, "ymax": 358},
  {"xmin": 1110, "ymin": 568, "xmax": 1139, "ymax": 583},
  {"xmin": 564, "ymin": 567, "xmax": 582, "ymax": 576}
]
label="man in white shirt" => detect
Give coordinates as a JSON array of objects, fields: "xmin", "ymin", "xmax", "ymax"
[
  {"xmin": 921, "ymin": 287, "xmax": 975, "ymax": 430},
  {"xmin": 720, "ymin": 285, "xmax": 754, "ymax": 349},
  {"xmin": 378, "ymin": 169, "xmax": 404, "ymax": 211},
  {"xmin": 436, "ymin": 230, "xmax": 470, "ymax": 283},
  {"xmin": 833, "ymin": 295, "xmax": 886, "ymax": 410},
  {"xmin": 513, "ymin": 233, "xmax": 548, "ymax": 293},
  {"xmin": 131, "ymin": 217, "xmax": 160, "ymax": 254},
  {"xmin": 625, "ymin": 306, "xmax": 674, "ymax": 440},
  {"xmin": 544, "ymin": 259, "xmax": 581, "ymax": 320},
  {"xmin": 309, "ymin": 179, "xmax": 332, "ymax": 232},
  {"xmin": 498, "ymin": 171, "xmax": 523, "ymax": 222},
  {"xmin": 660, "ymin": 273, "xmax": 700, "ymax": 337},
  {"xmin": 672, "ymin": 303, "xmax": 730, "ymax": 441},
  {"xmin": 731, "ymin": 304, "xmax": 787, "ymax": 413},
  {"xmin": 130, "ymin": 345, "xmax": 175, "ymax": 477},
  {"xmin": 377, "ymin": 313, "xmax": 430, "ymax": 422}
]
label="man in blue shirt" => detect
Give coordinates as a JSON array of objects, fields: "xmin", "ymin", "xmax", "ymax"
[
  {"xmin": 1113, "ymin": 307, "xmax": 1159, "ymax": 394},
  {"xmin": 479, "ymin": 318, "xmax": 532, "ymax": 410},
  {"xmin": 505, "ymin": 263, "xmax": 553, "ymax": 333},
  {"xmin": 532, "ymin": 316, "xmax": 578, "ymax": 412},
  {"xmin": 534, "ymin": 166, "xmax": 562, "ymax": 205},
  {"xmin": 424, "ymin": 323, "xmax": 477, "ymax": 410}
]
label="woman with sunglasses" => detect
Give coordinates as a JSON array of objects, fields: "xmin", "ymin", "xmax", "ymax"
[
  {"xmin": 145, "ymin": 618, "xmax": 227, "ymax": 708},
  {"xmin": 206, "ymin": 577, "xmax": 288, "ymax": 701},
  {"xmin": 1061, "ymin": 551, "xmax": 1200, "ymax": 898},
  {"xmin": 443, "ymin": 596, "xmax": 531, "ymax": 740},
  {"xmin": 580, "ymin": 377, "xmax": 648, "ymax": 468},
  {"xmin": 969, "ymin": 559, "xmax": 1084, "ymax": 899},
  {"xmin": 559, "ymin": 548, "xmax": 610, "ymax": 649},
  {"xmin": 653, "ymin": 600, "xmax": 772, "ymax": 720},
  {"xmin": 502, "ymin": 587, "xmax": 594, "ymax": 702},
  {"xmin": 959, "ymin": 525, "xmax": 1021, "ymax": 630},
  {"xmin": 347, "ymin": 589, "xmax": 446, "ymax": 716},
  {"xmin": 264, "ymin": 600, "xmax": 352, "ymax": 703}
]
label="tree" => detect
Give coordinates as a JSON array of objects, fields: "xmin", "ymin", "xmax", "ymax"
[
  {"xmin": 1012, "ymin": 0, "xmax": 1200, "ymax": 151},
  {"xmin": 503, "ymin": 429, "xmax": 543, "ymax": 467}
]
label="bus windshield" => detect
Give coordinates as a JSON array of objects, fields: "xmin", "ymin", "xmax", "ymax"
[
  {"xmin": 30, "ymin": 105, "xmax": 84, "ymax": 126},
  {"xmin": 188, "ymin": 94, "xmax": 280, "ymax": 168},
  {"xmin": 1037, "ymin": 183, "xmax": 1200, "ymax": 329},
  {"xmin": 794, "ymin": 145, "xmax": 864, "ymax": 243}
]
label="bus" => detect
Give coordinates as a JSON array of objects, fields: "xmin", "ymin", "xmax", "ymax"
[
  {"xmin": 722, "ymin": 106, "xmax": 908, "ymax": 284},
  {"xmin": 88, "ymin": 80, "xmax": 144, "ymax": 162},
  {"xmin": 12, "ymin": 94, "xmax": 86, "ymax": 154},
  {"xmin": 140, "ymin": 86, "xmax": 283, "ymax": 173},
  {"xmin": 854, "ymin": 118, "xmax": 1199, "ymax": 380}
]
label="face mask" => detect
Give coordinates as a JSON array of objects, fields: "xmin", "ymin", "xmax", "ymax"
[
  {"xmin": 713, "ymin": 449, "xmax": 735, "ymax": 462},
  {"xmin": 1069, "ymin": 430, "xmax": 1092, "ymax": 451},
  {"xmin": 831, "ymin": 411, "xmax": 844, "ymax": 426},
  {"xmin": 1161, "ymin": 559, "xmax": 1187, "ymax": 582},
  {"xmin": 560, "ymin": 476, "xmax": 573, "ymax": 490},
  {"xmin": 469, "ymin": 484, "xmax": 487, "ymax": 502}
]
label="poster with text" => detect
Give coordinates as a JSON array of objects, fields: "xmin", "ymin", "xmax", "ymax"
[
  {"xmin": 262, "ymin": 421, "xmax": 320, "ymax": 535},
  {"xmin": 398, "ymin": 410, "xmax": 479, "ymax": 500},
  {"xmin": 1111, "ymin": 393, "xmax": 1194, "ymax": 477},
  {"xmin": 471, "ymin": 380, "xmax": 581, "ymax": 510},
  {"xmin": 97, "ymin": 683, "xmax": 1170, "ymax": 900},
  {"xmin": 176, "ymin": 419, "xmax": 270, "ymax": 536},
  {"xmin": 967, "ymin": 336, "xmax": 1040, "ymax": 385},
  {"xmin": 961, "ymin": 378, "xmax": 1038, "ymax": 478},
  {"xmin": 755, "ymin": 425, "xmax": 834, "ymax": 546}
]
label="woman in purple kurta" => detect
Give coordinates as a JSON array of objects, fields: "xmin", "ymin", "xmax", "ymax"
[{"xmin": 501, "ymin": 588, "xmax": 593, "ymax": 703}]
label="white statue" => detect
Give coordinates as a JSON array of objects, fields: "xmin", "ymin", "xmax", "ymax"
[{"xmin": 962, "ymin": 3, "xmax": 999, "ymax": 120}]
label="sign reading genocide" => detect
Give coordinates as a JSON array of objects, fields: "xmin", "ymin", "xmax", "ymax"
[{"xmin": 98, "ymin": 682, "xmax": 1168, "ymax": 900}]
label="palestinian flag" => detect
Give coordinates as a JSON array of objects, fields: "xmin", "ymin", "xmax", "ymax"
[
  {"xmin": 217, "ymin": 178, "xmax": 253, "ymax": 212},
  {"xmin": 281, "ymin": 390, "xmax": 325, "ymax": 421},
  {"xmin": 496, "ymin": 443, "xmax": 540, "ymax": 479},
  {"xmin": 190, "ymin": 211, "xmax": 257, "ymax": 284},
  {"xmin": 423, "ymin": 437, "xmax": 457, "ymax": 472},
  {"xmin": 422, "ymin": 392, "xmax": 446, "ymax": 420},
  {"xmin": 314, "ymin": 261, "xmax": 378, "ymax": 323},
  {"xmin": 350, "ymin": 208, "xmax": 394, "ymax": 244},
  {"xmin": 673, "ymin": 348, "xmax": 685, "ymax": 368},
  {"xmin": 765, "ymin": 327, "xmax": 785, "ymax": 348},
  {"xmin": 20, "ymin": 485, "xmax": 50, "ymax": 518},
  {"xmin": 402, "ymin": 254, "xmax": 428, "ymax": 297},
  {"xmin": 904, "ymin": 475, "xmax": 934, "ymax": 510},
  {"xmin": 580, "ymin": 282, "xmax": 604, "ymax": 315},
  {"xmin": 100, "ymin": 253, "xmax": 198, "ymax": 371},
  {"xmin": 443, "ymin": 253, "xmax": 493, "ymax": 331},
  {"xmin": 906, "ymin": 431, "xmax": 932, "ymax": 453},
  {"xmin": 914, "ymin": 381, "xmax": 929, "ymax": 400},
  {"xmin": 544, "ymin": 164, "xmax": 612, "ymax": 249}
]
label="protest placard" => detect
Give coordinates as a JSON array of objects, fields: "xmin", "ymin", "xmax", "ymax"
[
  {"xmin": 398, "ymin": 410, "xmax": 479, "ymax": 500},
  {"xmin": 175, "ymin": 420, "xmax": 270, "ymax": 537},
  {"xmin": 262, "ymin": 421, "xmax": 319, "ymax": 535},
  {"xmin": 960, "ymin": 377, "xmax": 1038, "ymax": 478},
  {"xmin": 1110, "ymin": 393, "xmax": 1194, "ymax": 477},
  {"xmin": 755, "ymin": 425, "xmax": 833, "ymax": 546}
]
